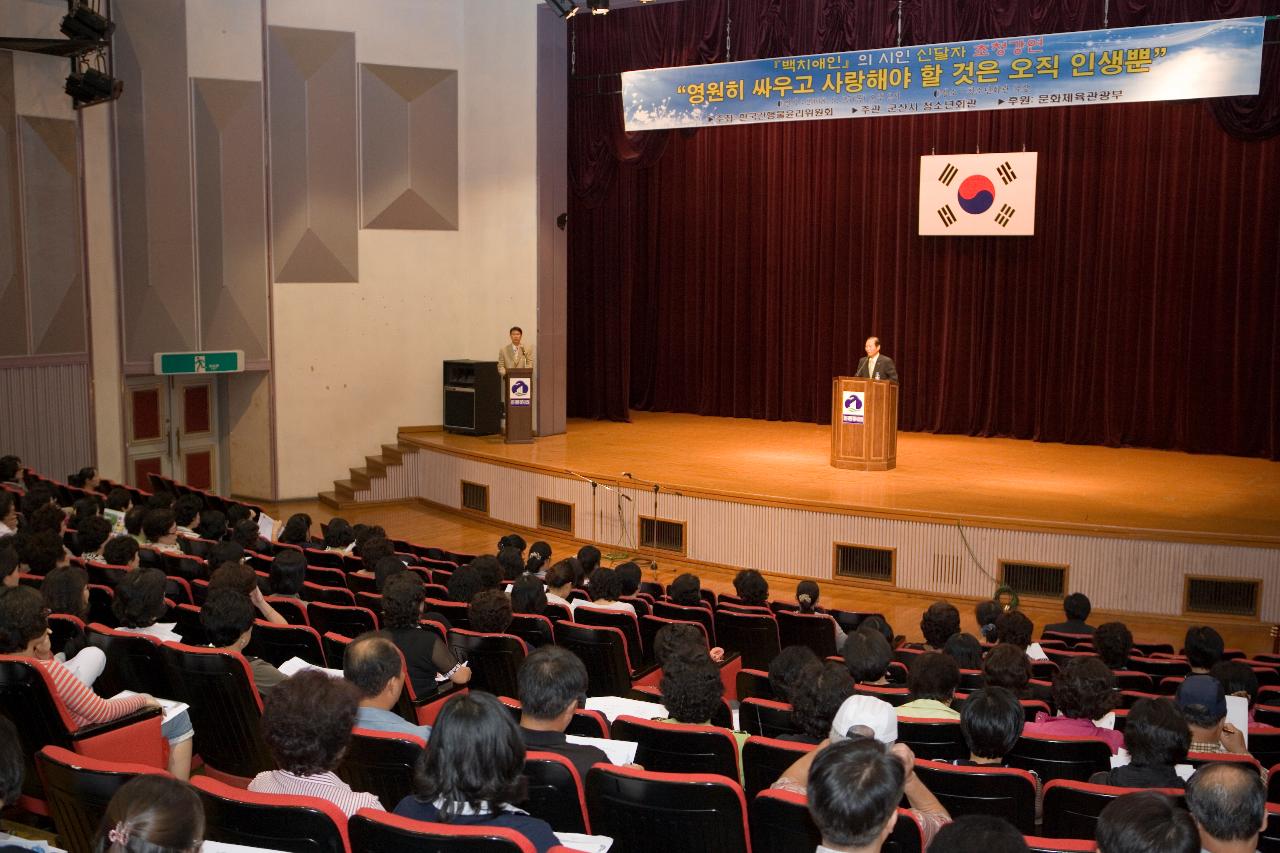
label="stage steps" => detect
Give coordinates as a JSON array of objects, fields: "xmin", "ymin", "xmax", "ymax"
[{"xmin": 320, "ymin": 440, "xmax": 420, "ymax": 509}]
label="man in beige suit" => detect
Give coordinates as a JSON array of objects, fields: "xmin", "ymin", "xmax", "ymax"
[{"xmin": 498, "ymin": 326, "xmax": 534, "ymax": 376}]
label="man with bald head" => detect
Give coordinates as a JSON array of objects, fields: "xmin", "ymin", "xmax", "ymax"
[
  {"xmin": 1185, "ymin": 762, "xmax": 1267, "ymax": 853},
  {"xmin": 343, "ymin": 632, "xmax": 432, "ymax": 740}
]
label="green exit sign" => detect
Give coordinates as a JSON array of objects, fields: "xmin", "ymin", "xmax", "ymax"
[{"xmin": 152, "ymin": 350, "xmax": 244, "ymax": 375}]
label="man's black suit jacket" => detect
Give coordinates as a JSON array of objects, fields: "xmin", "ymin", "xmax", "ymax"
[{"xmin": 854, "ymin": 355, "xmax": 899, "ymax": 384}]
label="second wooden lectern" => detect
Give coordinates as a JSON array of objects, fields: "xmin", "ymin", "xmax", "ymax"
[
  {"xmin": 503, "ymin": 368, "xmax": 534, "ymax": 444},
  {"xmin": 830, "ymin": 376, "xmax": 898, "ymax": 471}
]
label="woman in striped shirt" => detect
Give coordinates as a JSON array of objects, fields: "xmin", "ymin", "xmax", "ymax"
[{"xmin": 0, "ymin": 585, "xmax": 193, "ymax": 779}]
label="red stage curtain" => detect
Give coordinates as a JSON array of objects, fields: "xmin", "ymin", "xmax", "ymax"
[{"xmin": 567, "ymin": 0, "xmax": 1280, "ymax": 460}]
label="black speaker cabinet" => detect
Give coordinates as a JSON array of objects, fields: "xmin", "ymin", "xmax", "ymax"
[{"xmin": 443, "ymin": 360, "xmax": 501, "ymax": 436}]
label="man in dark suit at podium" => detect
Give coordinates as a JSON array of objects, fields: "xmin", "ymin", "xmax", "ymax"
[{"xmin": 855, "ymin": 336, "xmax": 899, "ymax": 383}]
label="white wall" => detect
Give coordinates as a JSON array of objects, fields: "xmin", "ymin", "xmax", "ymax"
[{"xmin": 270, "ymin": 0, "xmax": 539, "ymax": 497}]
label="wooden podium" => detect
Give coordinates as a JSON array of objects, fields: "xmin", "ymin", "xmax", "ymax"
[
  {"xmin": 503, "ymin": 368, "xmax": 534, "ymax": 444},
  {"xmin": 830, "ymin": 377, "xmax": 898, "ymax": 471}
]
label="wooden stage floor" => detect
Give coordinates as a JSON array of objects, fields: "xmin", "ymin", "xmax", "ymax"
[{"xmin": 403, "ymin": 412, "xmax": 1280, "ymax": 546}]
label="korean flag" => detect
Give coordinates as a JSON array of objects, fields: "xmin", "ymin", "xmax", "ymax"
[{"xmin": 918, "ymin": 152, "xmax": 1038, "ymax": 236}]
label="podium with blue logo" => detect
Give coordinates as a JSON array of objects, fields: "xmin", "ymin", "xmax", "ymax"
[
  {"xmin": 831, "ymin": 376, "xmax": 897, "ymax": 471},
  {"xmin": 504, "ymin": 367, "xmax": 534, "ymax": 444}
]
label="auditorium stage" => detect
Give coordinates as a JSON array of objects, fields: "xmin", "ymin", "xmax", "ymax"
[{"xmin": 401, "ymin": 412, "xmax": 1279, "ymax": 547}]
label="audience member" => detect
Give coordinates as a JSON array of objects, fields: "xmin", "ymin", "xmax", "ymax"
[
  {"xmin": 208, "ymin": 540, "xmax": 245, "ymax": 568},
  {"xmin": 576, "ymin": 545, "xmax": 601, "ymax": 581},
  {"xmin": 446, "ymin": 564, "xmax": 483, "ymax": 603},
  {"xmin": 614, "ymin": 561, "xmax": 641, "ymax": 596},
  {"xmin": 26, "ymin": 503, "xmax": 66, "ymax": 536},
  {"xmin": 172, "ymin": 494, "xmax": 203, "ymax": 537},
  {"xmin": 543, "ymin": 561, "xmax": 575, "ymax": 610},
  {"xmin": 858, "ymin": 614, "xmax": 899, "ymax": 649},
  {"xmin": 1090, "ymin": 697, "xmax": 1189, "ymax": 789},
  {"xmin": 469, "ymin": 588, "xmax": 514, "ymax": 634},
  {"xmin": 373, "ymin": 555, "xmax": 407, "ymax": 593},
  {"xmin": 75, "ymin": 515, "xmax": 113, "ymax": 560},
  {"xmin": 1094, "ymin": 621, "xmax": 1134, "ymax": 670},
  {"xmin": 658, "ymin": 656, "xmax": 747, "ymax": 773},
  {"xmin": 843, "ymin": 628, "xmax": 892, "ymax": 685},
  {"xmin": 0, "ymin": 585, "xmax": 192, "ymax": 778},
  {"xmin": 928, "ymin": 815, "xmax": 1029, "ymax": 853},
  {"xmin": 733, "ymin": 569, "xmax": 769, "ymax": 606},
  {"xmin": 124, "ymin": 506, "xmax": 147, "ymax": 543},
  {"xmin": 94, "ymin": 775, "xmax": 205, "ymax": 853},
  {"xmin": 268, "ymin": 549, "xmax": 307, "ymax": 597},
  {"xmin": 382, "ymin": 572, "xmax": 470, "ymax": 697},
  {"xmin": 498, "ymin": 532, "xmax": 527, "ymax": 555},
  {"xmin": 769, "ymin": 644, "xmax": 822, "ymax": 701},
  {"xmin": 808, "ymin": 738, "xmax": 951, "ymax": 850},
  {"xmin": 667, "ymin": 572, "xmax": 703, "ymax": 607},
  {"xmin": 1044, "ymin": 592, "xmax": 1095, "ymax": 636},
  {"xmin": 113, "ymin": 566, "xmax": 182, "ymax": 642},
  {"xmin": 0, "ymin": 545, "xmax": 19, "ymax": 589},
  {"xmin": 195, "ymin": 508, "xmax": 227, "ymax": 542},
  {"xmin": 918, "ymin": 600, "xmax": 960, "ymax": 651},
  {"xmin": 324, "ymin": 518, "xmax": 356, "ymax": 552},
  {"xmin": 21, "ymin": 529, "xmax": 69, "ymax": 575},
  {"xmin": 0, "ymin": 492, "xmax": 16, "ymax": 536},
  {"xmin": 1175, "ymin": 674, "xmax": 1248, "ymax": 755},
  {"xmin": 102, "ymin": 534, "xmax": 139, "ymax": 569},
  {"xmin": 517, "ymin": 646, "xmax": 613, "ymax": 779},
  {"xmin": 898, "ymin": 652, "xmax": 960, "ymax": 720},
  {"xmin": 343, "ymin": 632, "xmax": 432, "ymax": 739},
  {"xmin": 797, "ymin": 579, "xmax": 847, "ymax": 648},
  {"xmin": 104, "ymin": 487, "xmax": 132, "ymax": 512},
  {"xmin": 1210, "ymin": 660, "xmax": 1263, "ymax": 731},
  {"xmin": 1185, "ymin": 762, "xmax": 1267, "ymax": 853},
  {"xmin": 1184, "ymin": 626, "xmax": 1224, "ymax": 674},
  {"xmin": 995, "ymin": 610, "xmax": 1045, "ymax": 659},
  {"xmin": 525, "ymin": 541, "xmax": 553, "ymax": 576},
  {"xmin": 497, "ymin": 546, "xmax": 524, "ymax": 581},
  {"xmin": 142, "ymin": 509, "xmax": 180, "ymax": 553},
  {"xmin": 574, "ymin": 566, "xmax": 635, "ymax": 614},
  {"xmin": 982, "ymin": 643, "xmax": 1054, "ymax": 707},
  {"xmin": 1095, "ymin": 791, "xmax": 1198, "ymax": 853},
  {"xmin": 653, "ymin": 621, "xmax": 723, "ymax": 666},
  {"xmin": 355, "ymin": 535, "xmax": 396, "ymax": 578},
  {"xmin": 200, "ymin": 588, "xmax": 284, "ymax": 696},
  {"xmin": 276, "ymin": 512, "xmax": 312, "ymax": 547},
  {"xmin": 956, "ymin": 688, "xmax": 1026, "ymax": 769},
  {"xmin": 231, "ymin": 518, "xmax": 267, "ymax": 552},
  {"xmin": 943, "ymin": 632, "xmax": 984, "ymax": 670},
  {"xmin": 251, "ymin": 669, "xmax": 382, "ymax": 815},
  {"xmin": 785, "ymin": 661, "xmax": 855, "ymax": 744},
  {"xmin": 394, "ymin": 692, "xmax": 559, "ymax": 852},
  {"xmin": 207, "ymin": 562, "xmax": 287, "ymax": 625},
  {"xmin": 0, "ymin": 455, "xmax": 24, "ymax": 492},
  {"xmin": 1024, "ymin": 657, "xmax": 1123, "ymax": 753},
  {"xmin": 510, "ymin": 573, "xmax": 548, "ymax": 615}
]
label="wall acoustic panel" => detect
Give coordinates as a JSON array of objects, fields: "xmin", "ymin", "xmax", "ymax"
[
  {"xmin": 0, "ymin": 363, "xmax": 92, "ymax": 476},
  {"xmin": 192, "ymin": 78, "xmax": 270, "ymax": 361},
  {"xmin": 360, "ymin": 64, "xmax": 458, "ymax": 230},
  {"xmin": 114, "ymin": 0, "xmax": 197, "ymax": 366},
  {"xmin": 268, "ymin": 26, "xmax": 358, "ymax": 282},
  {"xmin": 0, "ymin": 52, "xmax": 29, "ymax": 357},
  {"xmin": 20, "ymin": 115, "xmax": 84, "ymax": 354}
]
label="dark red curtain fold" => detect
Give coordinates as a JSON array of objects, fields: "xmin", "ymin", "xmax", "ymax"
[{"xmin": 567, "ymin": 0, "xmax": 1280, "ymax": 459}]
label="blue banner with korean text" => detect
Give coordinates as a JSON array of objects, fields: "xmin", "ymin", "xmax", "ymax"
[{"xmin": 620, "ymin": 17, "xmax": 1266, "ymax": 132}]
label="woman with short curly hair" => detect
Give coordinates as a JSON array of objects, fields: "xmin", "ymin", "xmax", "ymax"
[
  {"xmin": 249, "ymin": 669, "xmax": 382, "ymax": 816},
  {"xmin": 1024, "ymin": 656, "xmax": 1123, "ymax": 753},
  {"xmin": 381, "ymin": 573, "xmax": 470, "ymax": 698}
]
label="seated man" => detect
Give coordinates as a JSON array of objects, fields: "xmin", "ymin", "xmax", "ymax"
[
  {"xmin": 200, "ymin": 588, "xmax": 285, "ymax": 697},
  {"xmin": 1175, "ymin": 675, "xmax": 1249, "ymax": 756},
  {"xmin": 897, "ymin": 652, "xmax": 960, "ymax": 720},
  {"xmin": 1185, "ymin": 762, "xmax": 1267, "ymax": 853},
  {"xmin": 807, "ymin": 738, "xmax": 951, "ymax": 852},
  {"xmin": 343, "ymin": 632, "xmax": 432, "ymax": 740},
  {"xmin": 1095, "ymin": 791, "xmax": 1198, "ymax": 853},
  {"xmin": 517, "ymin": 645, "xmax": 613, "ymax": 780},
  {"xmin": 1043, "ymin": 592, "xmax": 1095, "ymax": 636}
]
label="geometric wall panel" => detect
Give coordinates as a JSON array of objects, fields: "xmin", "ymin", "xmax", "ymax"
[
  {"xmin": 268, "ymin": 26, "xmax": 358, "ymax": 282},
  {"xmin": 114, "ymin": 0, "xmax": 197, "ymax": 365},
  {"xmin": 192, "ymin": 77, "xmax": 269, "ymax": 361},
  {"xmin": 20, "ymin": 115, "xmax": 85, "ymax": 354},
  {"xmin": 360, "ymin": 64, "xmax": 458, "ymax": 230}
]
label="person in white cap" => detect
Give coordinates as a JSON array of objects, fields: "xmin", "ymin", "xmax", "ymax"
[{"xmin": 770, "ymin": 694, "xmax": 951, "ymax": 847}]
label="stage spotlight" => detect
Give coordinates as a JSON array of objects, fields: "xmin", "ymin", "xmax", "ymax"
[
  {"xmin": 60, "ymin": 3, "xmax": 114, "ymax": 43},
  {"xmin": 544, "ymin": 0, "xmax": 580, "ymax": 18},
  {"xmin": 65, "ymin": 66, "xmax": 123, "ymax": 108},
  {"xmin": 588, "ymin": 0, "xmax": 609, "ymax": 14}
]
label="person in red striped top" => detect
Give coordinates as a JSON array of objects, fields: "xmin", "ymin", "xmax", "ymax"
[{"xmin": 0, "ymin": 585, "xmax": 193, "ymax": 779}]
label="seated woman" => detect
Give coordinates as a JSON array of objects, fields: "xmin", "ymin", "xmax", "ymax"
[
  {"xmin": 394, "ymin": 691, "xmax": 558, "ymax": 853},
  {"xmin": 1089, "ymin": 697, "xmax": 1189, "ymax": 789},
  {"xmin": 571, "ymin": 567, "xmax": 635, "ymax": 615},
  {"xmin": 469, "ymin": 589, "xmax": 514, "ymax": 634},
  {"xmin": 96, "ymin": 774, "xmax": 204, "ymax": 853},
  {"xmin": 112, "ymin": 567, "xmax": 182, "ymax": 642},
  {"xmin": 268, "ymin": 549, "xmax": 307, "ymax": 598},
  {"xmin": 0, "ymin": 586, "xmax": 193, "ymax": 779},
  {"xmin": 322, "ymin": 517, "xmax": 356, "ymax": 553},
  {"xmin": 208, "ymin": 562, "xmax": 287, "ymax": 625},
  {"xmin": 666, "ymin": 572, "xmax": 704, "ymax": 608},
  {"xmin": 40, "ymin": 564, "xmax": 106, "ymax": 686},
  {"xmin": 250, "ymin": 670, "xmax": 383, "ymax": 816},
  {"xmin": 796, "ymin": 580, "xmax": 847, "ymax": 648},
  {"xmin": 842, "ymin": 628, "xmax": 893, "ymax": 687},
  {"xmin": 542, "ymin": 561, "xmax": 575, "ymax": 611},
  {"xmin": 510, "ymin": 574, "xmax": 547, "ymax": 615},
  {"xmin": 1023, "ymin": 656, "xmax": 1124, "ymax": 754},
  {"xmin": 982, "ymin": 643, "xmax": 1055, "ymax": 709},
  {"xmin": 382, "ymin": 572, "xmax": 470, "ymax": 698},
  {"xmin": 956, "ymin": 687, "xmax": 1027, "ymax": 768},
  {"xmin": 276, "ymin": 512, "xmax": 313, "ymax": 548},
  {"xmin": 769, "ymin": 645, "xmax": 822, "ymax": 701},
  {"xmin": 944, "ymin": 633, "xmax": 985, "ymax": 671},
  {"xmin": 783, "ymin": 661, "xmax": 856, "ymax": 745},
  {"xmin": 733, "ymin": 569, "xmax": 769, "ymax": 608},
  {"xmin": 653, "ymin": 621, "xmax": 724, "ymax": 666},
  {"xmin": 897, "ymin": 652, "xmax": 961, "ymax": 720},
  {"xmin": 658, "ymin": 656, "xmax": 748, "ymax": 778}
]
